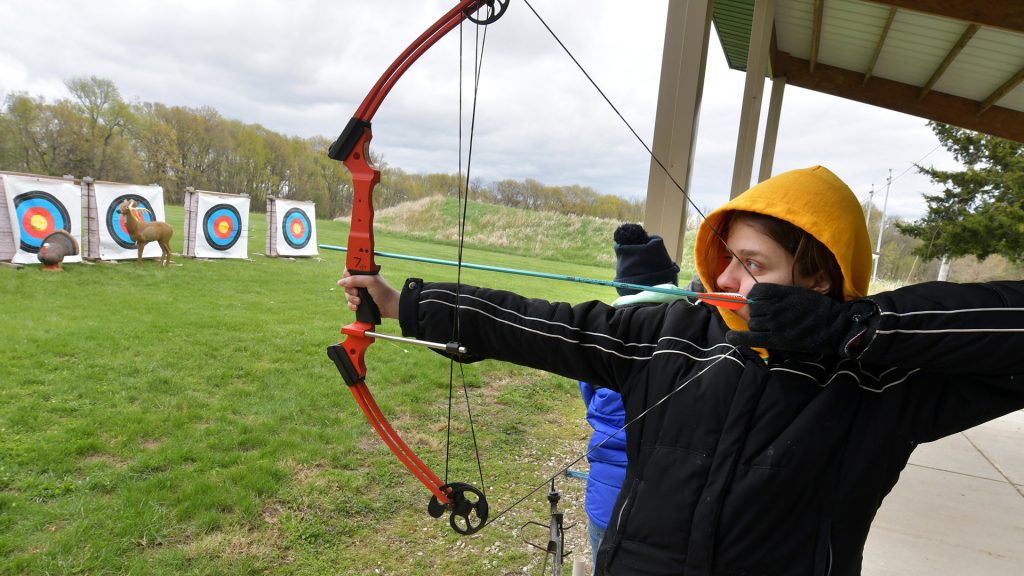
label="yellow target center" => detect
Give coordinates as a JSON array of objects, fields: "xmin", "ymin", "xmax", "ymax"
[
  {"xmin": 291, "ymin": 222, "xmax": 302, "ymax": 234},
  {"xmin": 218, "ymin": 221, "xmax": 231, "ymax": 234},
  {"xmin": 30, "ymin": 214, "xmax": 48, "ymax": 231}
]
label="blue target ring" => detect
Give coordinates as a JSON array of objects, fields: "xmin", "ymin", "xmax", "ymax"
[
  {"xmin": 105, "ymin": 194, "xmax": 156, "ymax": 249},
  {"xmin": 282, "ymin": 207, "xmax": 311, "ymax": 249},
  {"xmin": 14, "ymin": 191, "xmax": 71, "ymax": 253},
  {"xmin": 202, "ymin": 204, "xmax": 242, "ymax": 250}
]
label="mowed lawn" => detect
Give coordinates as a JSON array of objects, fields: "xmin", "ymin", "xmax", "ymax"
[{"xmin": 0, "ymin": 203, "xmax": 636, "ymax": 575}]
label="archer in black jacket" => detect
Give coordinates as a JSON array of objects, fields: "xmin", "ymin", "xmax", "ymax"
[{"xmin": 341, "ymin": 166, "xmax": 1024, "ymax": 575}]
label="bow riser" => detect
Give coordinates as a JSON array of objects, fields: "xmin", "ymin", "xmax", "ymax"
[
  {"xmin": 343, "ymin": 134, "xmax": 379, "ymax": 277},
  {"xmin": 340, "ymin": 124, "xmax": 383, "ymax": 325}
]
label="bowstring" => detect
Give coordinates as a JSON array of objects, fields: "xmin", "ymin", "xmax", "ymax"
[
  {"xmin": 521, "ymin": 0, "xmax": 759, "ymax": 285},
  {"xmin": 446, "ymin": 15, "xmax": 489, "ymax": 502}
]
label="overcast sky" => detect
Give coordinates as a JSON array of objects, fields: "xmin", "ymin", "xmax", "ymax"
[{"xmin": 0, "ymin": 0, "xmax": 960, "ymax": 221}]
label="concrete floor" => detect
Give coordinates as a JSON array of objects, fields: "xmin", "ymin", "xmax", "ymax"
[{"xmin": 862, "ymin": 410, "xmax": 1024, "ymax": 575}]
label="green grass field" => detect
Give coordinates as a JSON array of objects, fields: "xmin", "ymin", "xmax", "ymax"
[{"xmin": 0, "ymin": 200, "xmax": 668, "ymax": 575}]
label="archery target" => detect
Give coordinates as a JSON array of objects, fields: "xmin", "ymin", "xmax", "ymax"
[
  {"xmin": 92, "ymin": 183, "xmax": 167, "ymax": 260},
  {"xmin": 194, "ymin": 193, "xmax": 249, "ymax": 258},
  {"xmin": 15, "ymin": 191, "xmax": 69, "ymax": 252},
  {"xmin": 271, "ymin": 199, "xmax": 318, "ymax": 256},
  {"xmin": 283, "ymin": 208, "xmax": 310, "ymax": 248},
  {"xmin": 204, "ymin": 204, "xmax": 242, "ymax": 249},
  {"xmin": 1, "ymin": 174, "xmax": 82, "ymax": 264}
]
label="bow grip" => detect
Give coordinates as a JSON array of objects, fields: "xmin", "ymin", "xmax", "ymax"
[{"xmin": 348, "ymin": 269, "xmax": 382, "ymax": 325}]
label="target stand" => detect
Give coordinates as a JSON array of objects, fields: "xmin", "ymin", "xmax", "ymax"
[
  {"xmin": 265, "ymin": 197, "xmax": 318, "ymax": 258},
  {"xmin": 183, "ymin": 188, "xmax": 251, "ymax": 259}
]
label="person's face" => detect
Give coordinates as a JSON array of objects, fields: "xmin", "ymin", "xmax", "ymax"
[{"xmin": 714, "ymin": 218, "xmax": 828, "ymax": 321}]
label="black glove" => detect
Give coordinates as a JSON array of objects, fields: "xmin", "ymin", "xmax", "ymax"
[{"xmin": 725, "ymin": 283, "xmax": 878, "ymax": 357}]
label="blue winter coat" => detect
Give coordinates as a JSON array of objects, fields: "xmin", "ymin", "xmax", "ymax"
[{"xmin": 580, "ymin": 382, "xmax": 628, "ymax": 530}]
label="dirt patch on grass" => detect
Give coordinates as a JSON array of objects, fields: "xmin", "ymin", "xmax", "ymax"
[
  {"xmin": 80, "ymin": 453, "xmax": 131, "ymax": 468},
  {"xmin": 261, "ymin": 501, "xmax": 284, "ymax": 525},
  {"xmin": 290, "ymin": 461, "xmax": 328, "ymax": 485},
  {"xmin": 183, "ymin": 526, "xmax": 287, "ymax": 564}
]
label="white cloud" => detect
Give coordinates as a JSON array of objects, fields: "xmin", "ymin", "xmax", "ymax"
[{"xmin": 0, "ymin": 0, "xmax": 959, "ymax": 221}]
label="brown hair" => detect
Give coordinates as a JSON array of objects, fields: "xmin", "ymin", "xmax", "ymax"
[{"xmin": 711, "ymin": 211, "xmax": 845, "ymax": 301}]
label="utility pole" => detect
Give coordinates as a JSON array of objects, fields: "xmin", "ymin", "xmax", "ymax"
[
  {"xmin": 937, "ymin": 255, "xmax": 951, "ymax": 281},
  {"xmin": 870, "ymin": 170, "xmax": 892, "ymax": 283},
  {"xmin": 864, "ymin": 184, "xmax": 875, "ymax": 232}
]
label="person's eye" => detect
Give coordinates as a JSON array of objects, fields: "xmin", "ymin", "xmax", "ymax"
[{"xmin": 745, "ymin": 260, "xmax": 762, "ymax": 271}]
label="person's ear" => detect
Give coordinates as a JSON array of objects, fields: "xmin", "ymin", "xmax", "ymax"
[{"xmin": 804, "ymin": 271, "xmax": 832, "ymax": 295}]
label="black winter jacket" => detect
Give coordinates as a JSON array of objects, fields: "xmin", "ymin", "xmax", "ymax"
[{"xmin": 398, "ymin": 279, "xmax": 1024, "ymax": 576}]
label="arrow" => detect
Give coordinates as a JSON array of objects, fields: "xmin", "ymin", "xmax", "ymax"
[{"xmin": 319, "ymin": 244, "xmax": 751, "ymax": 310}]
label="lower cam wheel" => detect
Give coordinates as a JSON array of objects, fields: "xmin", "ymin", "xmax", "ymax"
[{"xmin": 427, "ymin": 482, "xmax": 489, "ymax": 535}]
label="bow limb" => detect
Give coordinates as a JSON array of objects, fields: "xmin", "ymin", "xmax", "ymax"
[
  {"xmin": 327, "ymin": 336, "xmax": 445, "ymax": 502},
  {"xmin": 327, "ymin": 0, "xmax": 506, "ymax": 318},
  {"xmin": 327, "ymin": 336, "xmax": 488, "ymax": 535},
  {"xmin": 327, "ymin": 0, "xmax": 505, "ymax": 537}
]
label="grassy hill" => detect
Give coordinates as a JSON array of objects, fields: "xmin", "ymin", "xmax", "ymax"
[
  {"xmin": 0, "ymin": 197, "xmax": 674, "ymax": 575},
  {"xmin": 373, "ymin": 196, "xmax": 698, "ymax": 275},
  {"xmin": 374, "ymin": 196, "xmax": 623, "ymax": 267}
]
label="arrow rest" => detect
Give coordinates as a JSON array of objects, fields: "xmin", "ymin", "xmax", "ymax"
[{"xmin": 428, "ymin": 482, "xmax": 489, "ymax": 535}]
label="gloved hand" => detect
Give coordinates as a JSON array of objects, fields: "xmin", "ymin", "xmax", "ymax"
[{"xmin": 725, "ymin": 283, "xmax": 878, "ymax": 357}]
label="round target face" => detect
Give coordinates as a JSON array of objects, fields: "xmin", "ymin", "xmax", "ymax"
[
  {"xmin": 282, "ymin": 207, "xmax": 312, "ymax": 249},
  {"xmin": 14, "ymin": 191, "xmax": 71, "ymax": 253},
  {"xmin": 202, "ymin": 204, "xmax": 242, "ymax": 250},
  {"xmin": 105, "ymin": 194, "xmax": 156, "ymax": 249}
]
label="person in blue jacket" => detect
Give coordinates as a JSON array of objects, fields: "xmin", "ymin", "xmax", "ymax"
[{"xmin": 581, "ymin": 222, "xmax": 683, "ymax": 570}]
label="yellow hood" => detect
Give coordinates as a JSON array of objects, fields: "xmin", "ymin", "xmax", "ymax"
[{"xmin": 694, "ymin": 165, "xmax": 872, "ymax": 333}]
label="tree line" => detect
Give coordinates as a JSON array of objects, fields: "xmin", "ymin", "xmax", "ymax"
[
  {"xmin": 3, "ymin": 77, "xmax": 1018, "ymax": 277},
  {"xmin": 0, "ymin": 76, "xmax": 642, "ymax": 221}
]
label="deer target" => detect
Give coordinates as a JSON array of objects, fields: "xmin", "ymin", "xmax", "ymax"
[
  {"xmin": 202, "ymin": 203, "xmax": 242, "ymax": 250},
  {"xmin": 13, "ymin": 191, "xmax": 72, "ymax": 253},
  {"xmin": 282, "ymin": 207, "xmax": 312, "ymax": 249},
  {"xmin": 106, "ymin": 194, "xmax": 156, "ymax": 248}
]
